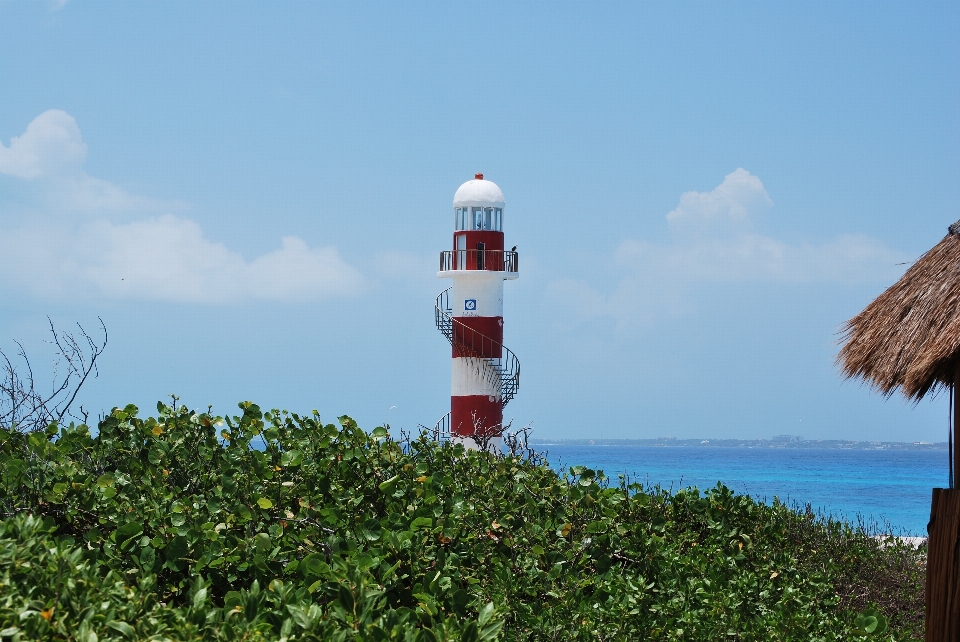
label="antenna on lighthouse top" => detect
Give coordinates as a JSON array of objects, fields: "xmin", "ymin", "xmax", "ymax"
[{"xmin": 475, "ymin": 173, "xmax": 483, "ymax": 180}]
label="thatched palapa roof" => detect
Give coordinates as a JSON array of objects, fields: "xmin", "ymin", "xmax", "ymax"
[{"xmin": 839, "ymin": 222, "xmax": 960, "ymax": 401}]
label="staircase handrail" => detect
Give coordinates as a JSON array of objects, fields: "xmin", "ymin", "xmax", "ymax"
[
  {"xmin": 432, "ymin": 411, "xmax": 451, "ymax": 441},
  {"xmin": 435, "ymin": 288, "xmax": 520, "ymax": 408}
]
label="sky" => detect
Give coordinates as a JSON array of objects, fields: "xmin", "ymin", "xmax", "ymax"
[{"xmin": 1, "ymin": 1, "xmax": 958, "ymax": 442}]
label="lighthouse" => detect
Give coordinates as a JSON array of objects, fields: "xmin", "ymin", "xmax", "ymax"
[{"xmin": 434, "ymin": 174, "xmax": 519, "ymax": 450}]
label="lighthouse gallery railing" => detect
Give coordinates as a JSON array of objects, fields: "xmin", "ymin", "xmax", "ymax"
[
  {"xmin": 439, "ymin": 250, "xmax": 518, "ymax": 273},
  {"xmin": 434, "ymin": 287, "xmax": 520, "ymax": 412}
]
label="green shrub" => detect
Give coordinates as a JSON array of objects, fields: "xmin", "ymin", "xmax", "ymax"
[{"xmin": 0, "ymin": 400, "xmax": 921, "ymax": 640}]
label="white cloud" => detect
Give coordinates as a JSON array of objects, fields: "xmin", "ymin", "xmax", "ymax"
[
  {"xmin": 0, "ymin": 110, "xmax": 170, "ymax": 217},
  {"xmin": 1, "ymin": 216, "xmax": 364, "ymax": 303},
  {"xmin": 614, "ymin": 233, "xmax": 902, "ymax": 284},
  {"xmin": 0, "ymin": 110, "xmax": 364, "ymax": 303},
  {"xmin": 666, "ymin": 168, "xmax": 773, "ymax": 233},
  {"xmin": 543, "ymin": 274, "xmax": 693, "ymax": 331},
  {"xmin": 0, "ymin": 110, "xmax": 86, "ymax": 179},
  {"xmin": 546, "ymin": 169, "xmax": 906, "ymax": 329}
]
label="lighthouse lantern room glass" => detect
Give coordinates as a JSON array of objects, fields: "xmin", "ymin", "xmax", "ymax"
[{"xmin": 455, "ymin": 207, "xmax": 502, "ymax": 231}]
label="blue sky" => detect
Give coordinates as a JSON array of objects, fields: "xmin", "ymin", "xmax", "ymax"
[{"xmin": 1, "ymin": 1, "xmax": 958, "ymax": 441}]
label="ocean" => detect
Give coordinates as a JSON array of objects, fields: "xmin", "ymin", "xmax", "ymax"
[{"xmin": 535, "ymin": 443, "xmax": 948, "ymax": 536}]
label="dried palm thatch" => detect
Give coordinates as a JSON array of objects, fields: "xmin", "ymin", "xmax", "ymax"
[{"xmin": 838, "ymin": 221, "xmax": 960, "ymax": 401}]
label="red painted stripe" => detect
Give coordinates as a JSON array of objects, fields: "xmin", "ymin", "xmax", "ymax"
[
  {"xmin": 450, "ymin": 231, "xmax": 508, "ymax": 270},
  {"xmin": 452, "ymin": 317, "xmax": 503, "ymax": 358},
  {"xmin": 452, "ymin": 231, "xmax": 504, "ymax": 252},
  {"xmin": 451, "ymin": 395, "xmax": 503, "ymax": 438}
]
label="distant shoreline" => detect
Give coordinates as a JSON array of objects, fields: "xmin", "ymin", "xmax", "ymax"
[{"xmin": 529, "ymin": 438, "xmax": 948, "ymax": 450}]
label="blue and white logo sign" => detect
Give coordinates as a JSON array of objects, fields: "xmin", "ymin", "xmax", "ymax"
[{"xmin": 464, "ymin": 299, "xmax": 477, "ymax": 311}]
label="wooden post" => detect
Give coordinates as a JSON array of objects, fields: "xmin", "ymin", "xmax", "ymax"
[
  {"xmin": 956, "ymin": 364, "xmax": 960, "ymax": 488},
  {"xmin": 926, "ymin": 365, "xmax": 960, "ymax": 640},
  {"xmin": 926, "ymin": 488, "xmax": 960, "ymax": 640}
]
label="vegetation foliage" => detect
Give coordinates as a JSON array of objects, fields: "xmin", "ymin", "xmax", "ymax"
[{"xmin": 0, "ymin": 400, "xmax": 924, "ymax": 640}]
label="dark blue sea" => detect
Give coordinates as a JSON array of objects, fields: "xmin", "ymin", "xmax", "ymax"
[{"xmin": 537, "ymin": 445, "xmax": 948, "ymax": 536}]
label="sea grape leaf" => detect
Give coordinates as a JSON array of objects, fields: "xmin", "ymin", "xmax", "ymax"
[
  {"xmin": 139, "ymin": 546, "xmax": 156, "ymax": 570},
  {"xmin": 338, "ymin": 584, "xmax": 355, "ymax": 613},
  {"xmin": 114, "ymin": 522, "xmax": 143, "ymax": 550},
  {"xmin": 417, "ymin": 629, "xmax": 439, "ymax": 642},
  {"xmin": 479, "ymin": 619, "xmax": 504, "ymax": 641},
  {"xmin": 549, "ymin": 562, "xmax": 564, "ymax": 579},
  {"xmin": 378, "ymin": 475, "xmax": 399, "ymax": 494},
  {"xmin": 300, "ymin": 553, "xmax": 327, "ymax": 578},
  {"xmin": 224, "ymin": 591, "xmax": 243, "ymax": 610},
  {"xmin": 166, "ymin": 535, "xmax": 188, "ymax": 561},
  {"xmin": 478, "ymin": 602, "xmax": 495, "ymax": 626},
  {"xmin": 106, "ymin": 621, "xmax": 135, "ymax": 638},
  {"xmin": 362, "ymin": 518, "xmax": 383, "ymax": 541},
  {"xmin": 255, "ymin": 532, "xmax": 272, "ymax": 552},
  {"xmin": 461, "ymin": 622, "xmax": 479, "ymax": 642}
]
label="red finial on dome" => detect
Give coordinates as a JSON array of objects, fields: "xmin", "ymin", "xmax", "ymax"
[{"xmin": 475, "ymin": 173, "xmax": 483, "ymax": 180}]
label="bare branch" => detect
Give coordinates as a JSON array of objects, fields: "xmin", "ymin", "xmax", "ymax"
[{"xmin": 0, "ymin": 318, "xmax": 107, "ymax": 432}]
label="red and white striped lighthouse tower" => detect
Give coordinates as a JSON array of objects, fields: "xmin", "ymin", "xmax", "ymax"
[{"xmin": 434, "ymin": 174, "xmax": 519, "ymax": 450}]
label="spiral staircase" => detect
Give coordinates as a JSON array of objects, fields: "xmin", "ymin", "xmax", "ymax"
[{"xmin": 432, "ymin": 287, "xmax": 519, "ymax": 440}]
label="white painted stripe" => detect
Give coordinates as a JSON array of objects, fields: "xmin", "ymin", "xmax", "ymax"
[
  {"xmin": 451, "ymin": 435, "xmax": 502, "ymax": 452},
  {"xmin": 438, "ymin": 270, "xmax": 518, "ymax": 281},
  {"xmin": 451, "ymin": 357, "xmax": 500, "ymax": 398},
  {"xmin": 451, "ymin": 275, "xmax": 504, "ymax": 318}
]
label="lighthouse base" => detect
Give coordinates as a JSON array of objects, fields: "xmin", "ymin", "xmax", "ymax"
[{"xmin": 452, "ymin": 434, "xmax": 503, "ymax": 453}]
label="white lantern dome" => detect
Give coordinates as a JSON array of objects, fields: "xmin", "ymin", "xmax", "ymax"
[{"xmin": 453, "ymin": 174, "xmax": 505, "ymax": 209}]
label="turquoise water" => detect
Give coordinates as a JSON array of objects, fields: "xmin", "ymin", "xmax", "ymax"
[{"xmin": 539, "ymin": 445, "xmax": 948, "ymax": 536}]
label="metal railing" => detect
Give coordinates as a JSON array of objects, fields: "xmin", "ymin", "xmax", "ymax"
[
  {"xmin": 432, "ymin": 411, "xmax": 451, "ymax": 441},
  {"xmin": 439, "ymin": 250, "xmax": 518, "ymax": 273},
  {"xmin": 435, "ymin": 287, "xmax": 520, "ymax": 409}
]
